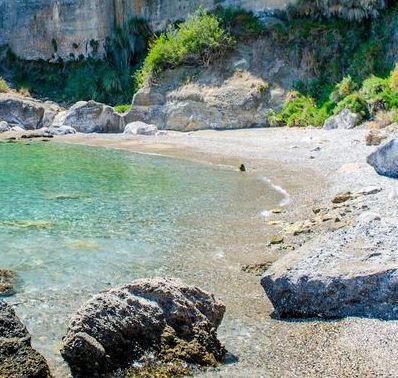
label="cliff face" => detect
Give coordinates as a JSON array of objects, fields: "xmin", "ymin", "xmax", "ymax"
[{"xmin": 0, "ymin": 0, "xmax": 289, "ymax": 61}]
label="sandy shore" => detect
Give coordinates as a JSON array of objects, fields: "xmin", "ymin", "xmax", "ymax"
[{"xmin": 51, "ymin": 128, "xmax": 398, "ymax": 378}]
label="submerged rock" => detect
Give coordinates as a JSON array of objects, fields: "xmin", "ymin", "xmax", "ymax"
[
  {"xmin": 0, "ymin": 300, "xmax": 52, "ymax": 377},
  {"xmin": 124, "ymin": 121, "xmax": 158, "ymax": 136},
  {"xmin": 367, "ymin": 139, "xmax": 398, "ymax": 178},
  {"xmin": 323, "ymin": 109, "xmax": 361, "ymax": 130},
  {"xmin": 0, "ymin": 269, "xmax": 17, "ymax": 296},
  {"xmin": 61, "ymin": 278, "xmax": 225, "ymax": 376}
]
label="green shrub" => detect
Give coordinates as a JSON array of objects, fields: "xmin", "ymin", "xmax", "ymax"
[
  {"xmin": 136, "ymin": 9, "xmax": 234, "ymax": 88},
  {"xmin": 360, "ymin": 75, "xmax": 389, "ymax": 98},
  {"xmin": 389, "ymin": 64, "xmax": 398, "ymax": 91},
  {"xmin": 114, "ymin": 104, "xmax": 131, "ymax": 113},
  {"xmin": 271, "ymin": 91, "xmax": 328, "ymax": 127},
  {"xmin": 330, "ymin": 76, "xmax": 357, "ymax": 103},
  {"xmin": 214, "ymin": 6, "xmax": 264, "ymax": 36},
  {"xmin": 359, "ymin": 74, "xmax": 398, "ymax": 111},
  {"xmin": 394, "ymin": 110, "xmax": 398, "ymax": 123},
  {"xmin": 0, "ymin": 77, "xmax": 10, "ymax": 93},
  {"xmin": 334, "ymin": 92, "xmax": 368, "ymax": 117}
]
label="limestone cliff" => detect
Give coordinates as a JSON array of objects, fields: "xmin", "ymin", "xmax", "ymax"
[{"xmin": 0, "ymin": 0, "xmax": 289, "ymax": 61}]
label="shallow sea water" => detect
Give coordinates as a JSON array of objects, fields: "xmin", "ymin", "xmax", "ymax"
[{"xmin": 0, "ymin": 141, "xmax": 283, "ymax": 376}]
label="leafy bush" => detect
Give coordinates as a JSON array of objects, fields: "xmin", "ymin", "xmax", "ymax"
[
  {"xmin": 136, "ymin": 9, "xmax": 234, "ymax": 87},
  {"xmin": 114, "ymin": 104, "xmax": 131, "ymax": 113},
  {"xmin": 215, "ymin": 7, "xmax": 265, "ymax": 37},
  {"xmin": 360, "ymin": 75, "xmax": 390, "ymax": 98},
  {"xmin": 334, "ymin": 92, "xmax": 369, "ymax": 117},
  {"xmin": 330, "ymin": 76, "xmax": 357, "ymax": 103},
  {"xmin": 270, "ymin": 91, "xmax": 328, "ymax": 127},
  {"xmin": 359, "ymin": 74, "xmax": 398, "ymax": 111},
  {"xmin": 0, "ymin": 77, "xmax": 10, "ymax": 93},
  {"xmin": 389, "ymin": 64, "xmax": 398, "ymax": 91}
]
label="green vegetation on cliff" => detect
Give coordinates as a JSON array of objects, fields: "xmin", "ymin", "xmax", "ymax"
[
  {"xmin": 273, "ymin": 65, "xmax": 398, "ymax": 127},
  {"xmin": 135, "ymin": 9, "xmax": 234, "ymax": 87},
  {"xmin": 2, "ymin": 18, "xmax": 151, "ymax": 105},
  {"xmin": 1, "ymin": 1, "xmax": 398, "ymax": 115},
  {"xmin": 0, "ymin": 77, "xmax": 9, "ymax": 93}
]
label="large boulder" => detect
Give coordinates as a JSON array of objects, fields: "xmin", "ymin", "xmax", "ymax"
[
  {"xmin": 323, "ymin": 108, "xmax": 361, "ymax": 130},
  {"xmin": 61, "ymin": 278, "xmax": 225, "ymax": 376},
  {"xmin": 127, "ymin": 71, "xmax": 271, "ymax": 131},
  {"xmin": 0, "ymin": 94, "xmax": 61, "ymax": 130},
  {"xmin": 261, "ymin": 216, "xmax": 398, "ymax": 319},
  {"xmin": 0, "ymin": 300, "xmax": 52, "ymax": 377},
  {"xmin": 60, "ymin": 101, "xmax": 124, "ymax": 133},
  {"xmin": 124, "ymin": 121, "xmax": 158, "ymax": 135},
  {"xmin": 367, "ymin": 139, "xmax": 398, "ymax": 178}
]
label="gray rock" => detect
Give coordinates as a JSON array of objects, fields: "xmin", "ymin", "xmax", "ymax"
[
  {"xmin": 124, "ymin": 121, "xmax": 158, "ymax": 136},
  {"xmin": 0, "ymin": 300, "xmax": 52, "ymax": 377},
  {"xmin": 367, "ymin": 139, "xmax": 398, "ymax": 179},
  {"xmin": 323, "ymin": 109, "xmax": 361, "ymax": 130},
  {"xmin": 133, "ymin": 87, "xmax": 166, "ymax": 106},
  {"xmin": 25, "ymin": 128, "xmax": 53, "ymax": 137},
  {"xmin": 261, "ymin": 218, "xmax": 398, "ymax": 320},
  {"xmin": 0, "ymin": 120, "xmax": 10, "ymax": 133},
  {"xmin": 356, "ymin": 186, "xmax": 383, "ymax": 196},
  {"xmin": 62, "ymin": 101, "xmax": 124, "ymax": 133},
  {"xmin": 48, "ymin": 125, "xmax": 77, "ymax": 135},
  {"xmin": 61, "ymin": 277, "xmax": 225, "ymax": 375},
  {"xmin": 126, "ymin": 55, "xmax": 283, "ymax": 131},
  {"xmin": 0, "ymin": 269, "xmax": 17, "ymax": 296},
  {"xmin": 10, "ymin": 126, "xmax": 25, "ymax": 133},
  {"xmin": 0, "ymin": 94, "xmax": 61, "ymax": 130}
]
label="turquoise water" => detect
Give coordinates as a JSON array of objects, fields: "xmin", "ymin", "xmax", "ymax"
[{"xmin": 0, "ymin": 141, "xmax": 281, "ymax": 376}]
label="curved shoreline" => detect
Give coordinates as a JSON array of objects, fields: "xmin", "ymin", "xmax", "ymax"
[
  {"xmin": 4, "ymin": 127, "xmax": 398, "ymax": 377},
  {"xmin": 54, "ymin": 128, "xmax": 398, "ymax": 378}
]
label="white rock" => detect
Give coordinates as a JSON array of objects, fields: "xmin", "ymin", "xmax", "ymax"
[
  {"xmin": 356, "ymin": 186, "xmax": 383, "ymax": 196},
  {"xmin": 0, "ymin": 120, "xmax": 10, "ymax": 133},
  {"xmin": 358, "ymin": 211, "xmax": 381, "ymax": 223},
  {"xmin": 124, "ymin": 121, "xmax": 158, "ymax": 136},
  {"xmin": 48, "ymin": 125, "xmax": 77, "ymax": 135},
  {"xmin": 10, "ymin": 126, "xmax": 25, "ymax": 133}
]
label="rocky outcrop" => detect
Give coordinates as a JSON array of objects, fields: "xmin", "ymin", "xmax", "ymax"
[
  {"xmin": 323, "ymin": 109, "xmax": 361, "ymax": 130},
  {"xmin": 0, "ymin": 300, "xmax": 52, "ymax": 377},
  {"xmin": 124, "ymin": 121, "xmax": 158, "ymax": 135},
  {"xmin": 126, "ymin": 37, "xmax": 308, "ymax": 131},
  {"xmin": 0, "ymin": 0, "xmax": 288, "ymax": 61},
  {"xmin": 0, "ymin": 94, "xmax": 61, "ymax": 130},
  {"xmin": 367, "ymin": 139, "xmax": 398, "ymax": 178},
  {"xmin": 261, "ymin": 205, "xmax": 398, "ymax": 319},
  {"xmin": 59, "ymin": 101, "xmax": 124, "ymax": 133},
  {"xmin": 61, "ymin": 278, "xmax": 225, "ymax": 376}
]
